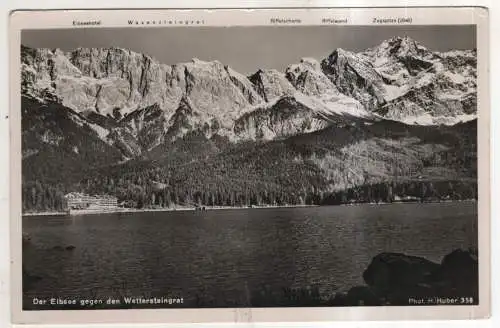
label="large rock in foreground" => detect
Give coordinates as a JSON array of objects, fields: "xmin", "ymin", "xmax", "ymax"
[
  {"xmin": 247, "ymin": 248, "xmax": 479, "ymax": 307},
  {"xmin": 351, "ymin": 248, "xmax": 479, "ymax": 305},
  {"xmin": 363, "ymin": 252, "xmax": 440, "ymax": 292},
  {"xmin": 432, "ymin": 248, "xmax": 479, "ymax": 298}
]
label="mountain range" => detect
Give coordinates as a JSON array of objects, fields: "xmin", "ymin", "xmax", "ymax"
[{"xmin": 20, "ymin": 36, "xmax": 478, "ymax": 210}]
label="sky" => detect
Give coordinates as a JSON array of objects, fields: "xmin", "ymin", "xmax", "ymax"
[{"xmin": 22, "ymin": 25, "xmax": 475, "ymax": 74}]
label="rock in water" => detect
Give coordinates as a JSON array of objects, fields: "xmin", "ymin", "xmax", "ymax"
[
  {"xmin": 432, "ymin": 248, "xmax": 479, "ymax": 298},
  {"xmin": 358, "ymin": 249, "xmax": 478, "ymax": 305},
  {"xmin": 363, "ymin": 252, "xmax": 440, "ymax": 292}
]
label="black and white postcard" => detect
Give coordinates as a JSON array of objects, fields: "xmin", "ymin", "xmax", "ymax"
[{"xmin": 9, "ymin": 7, "xmax": 490, "ymax": 324}]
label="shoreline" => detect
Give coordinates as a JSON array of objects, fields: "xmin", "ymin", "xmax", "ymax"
[
  {"xmin": 22, "ymin": 199, "xmax": 477, "ymax": 217},
  {"xmin": 22, "ymin": 211, "xmax": 68, "ymax": 217},
  {"xmin": 22, "ymin": 204, "xmax": 320, "ymax": 217},
  {"xmin": 338, "ymin": 198, "xmax": 477, "ymax": 206}
]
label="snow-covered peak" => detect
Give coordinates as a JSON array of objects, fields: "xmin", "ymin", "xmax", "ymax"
[
  {"xmin": 322, "ymin": 46, "xmax": 385, "ymax": 92},
  {"xmin": 332, "ymin": 47, "xmax": 350, "ymax": 57},
  {"xmin": 439, "ymin": 49, "xmax": 476, "ymax": 58},
  {"xmin": 299, "ymin": 57, "xmax": 321, "ymax": 71},
  {"xmin": 322, "ymin": 47, "xmax": 371, "ymax": 75},
  {"xmin": 368, "ymin": 36, "xmax": 429, "ymax": 58},
  {"xmin": 323, "ymin": 48, "xmax": 354, "ymax": 67}
]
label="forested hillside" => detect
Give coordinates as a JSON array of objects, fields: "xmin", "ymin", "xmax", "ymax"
[{"xmin": 22, "ymin": 108, "xmax": 477, "ymax": 211}]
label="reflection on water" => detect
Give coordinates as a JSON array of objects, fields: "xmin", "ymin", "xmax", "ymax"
[{"xmin": 22, "ymin": 202, "xmax": 477, "ymax": 308}]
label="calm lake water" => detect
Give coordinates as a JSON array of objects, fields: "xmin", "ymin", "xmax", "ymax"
[{"xmin": 23, "ymin": 202, "xmax": 478, "ymax": 309}]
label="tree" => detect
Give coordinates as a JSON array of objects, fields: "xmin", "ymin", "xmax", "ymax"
[
  {"xmin": 164, "ymin": 189, "xmax": 172, "ymax": 207},
  {"xmin": 386, "ymin": 183, "xmax": 394, "ymax": 203}
]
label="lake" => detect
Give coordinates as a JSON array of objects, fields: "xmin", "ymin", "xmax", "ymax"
[{"xmin": 22, "ymin": 202, "xmax": 478, "ymax": 309}]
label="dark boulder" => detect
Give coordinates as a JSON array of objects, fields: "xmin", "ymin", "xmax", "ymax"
[
  {"xmin": 327, "ymin": 249, "xmax": 479, "ymax": 306},
  {"xmin": 432, "ymin": 248, "xmax": 478, "ymax": 298},
  {"xmin": 363, "ymin": 252, "xmax": 440, "ymax": 293},
  {"xmin": 440, "ymin": 248, "xmax": 478, "ymax": 281},
  {"xmin": 358, "ymin": 249, "xmax": 479, "ymax": 305},
  {"xmin": 65, "ymin": 245, "xmax": 76, "ymax": 251}
]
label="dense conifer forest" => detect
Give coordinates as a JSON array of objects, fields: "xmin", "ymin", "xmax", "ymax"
[{"xmin": 21, "ymin": 111, "xmax": 477, "ymax": 212}]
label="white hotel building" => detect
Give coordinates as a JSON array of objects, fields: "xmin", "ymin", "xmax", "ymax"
[{"xmin": 64, "ymin": 192, "xmax": 118, "ymax": 210}]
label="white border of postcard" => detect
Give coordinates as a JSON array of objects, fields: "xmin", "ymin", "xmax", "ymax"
[{"xmin": 9, "ymin": 6, "xmax": 490, "ymax": 324}]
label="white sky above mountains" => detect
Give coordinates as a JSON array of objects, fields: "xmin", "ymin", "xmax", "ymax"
[{"xmin": 22, "ymin": 25, "xmax": 475, "ymax": 74}]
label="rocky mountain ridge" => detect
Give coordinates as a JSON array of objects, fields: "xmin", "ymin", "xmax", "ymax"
[{"xmin": 21, "ymin": 36, "xmax": 477, "ymax": 159}]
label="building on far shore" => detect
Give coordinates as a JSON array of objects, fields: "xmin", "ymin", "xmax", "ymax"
[{"xmin": 64, "ymin": 192, "xmax": 118, "ymax": 210}]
